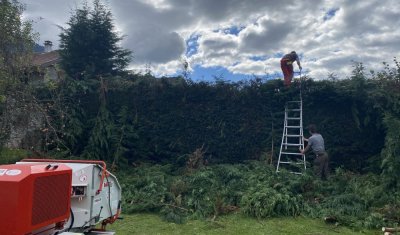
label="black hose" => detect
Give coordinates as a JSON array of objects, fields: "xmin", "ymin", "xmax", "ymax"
[{"xmin": 68, "ymin": 208, "xmax": 74, "ymax": 231}]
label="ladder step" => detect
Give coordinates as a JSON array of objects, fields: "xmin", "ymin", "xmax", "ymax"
[
  {"xmin": 280, "ymin": 152, "xmax": 303, "ymax": 155},
  {"xmin": 279, "ymin": 161, "xmax": 304, "ymax": 165},
  {"xmin": 283, "ymin": 143, "xmax": 303, "ymax": 146},
  {"xmin": 276, "ymin": 170, "xmax": 304, "ymax": 174},
  {"xmin": 278, "ymin": 99, "xmax": 305, "ymax": 174}
]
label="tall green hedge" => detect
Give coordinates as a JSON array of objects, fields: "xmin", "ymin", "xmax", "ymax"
[{"xmin": 36, "ymin": 62, "xmax": 400, "ymax": 174}]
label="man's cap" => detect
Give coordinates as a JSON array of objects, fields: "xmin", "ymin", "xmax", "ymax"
[{"xmin": 291, "ymin": 51, "xmax": 296, "ymax": 54}]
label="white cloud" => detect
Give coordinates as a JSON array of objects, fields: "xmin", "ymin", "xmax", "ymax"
[
  {"xmin": 193, "ymin": 31, "xmax": 239, "ymax": 67},
  {"xmin": 21, "ymin": 0, "xmax": 400, "ymax": 80},
  {"xmin": 238, "ymin": 16, "xmax": 293, "ymax": 55},
  {"xmin": 228, "ymin": 59, "xmax": 266, "ymax": 75},
  {"xmin": 137, "ymin": 0, "xmax": 172, "ymax": 10}
]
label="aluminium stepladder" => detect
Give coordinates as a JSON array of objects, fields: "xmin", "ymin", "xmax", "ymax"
[{"xmin": 275, "ymin": 98, "xmax": 306, "ymax": 174}]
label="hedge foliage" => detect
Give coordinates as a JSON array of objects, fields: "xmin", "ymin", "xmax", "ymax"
[{"xmin": 33, "ymin": 61, "xmax": 399, "ymax": 175}]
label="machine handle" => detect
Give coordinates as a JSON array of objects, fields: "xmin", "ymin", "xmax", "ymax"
[{"xmin": 45, "ymin": 164, "xmax": 59, "ymax": 170}]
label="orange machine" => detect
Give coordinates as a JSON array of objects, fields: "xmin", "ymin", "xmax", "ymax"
[{"xmin": 0, "ymin": 163, "xmax": 72, "ymax": 235}]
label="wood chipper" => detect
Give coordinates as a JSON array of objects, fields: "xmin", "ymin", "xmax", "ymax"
[{"xmin": 0, "ymin": 159, "xmax": 121, "ymax": 235}]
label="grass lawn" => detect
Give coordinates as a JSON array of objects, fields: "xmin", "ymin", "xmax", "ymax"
[{"xmin": 108, "ymin": 213, "xmax": 380, "ymax": 235}]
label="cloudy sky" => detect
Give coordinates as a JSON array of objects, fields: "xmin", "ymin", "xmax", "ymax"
[{"xmin": 21, "ymin": 0, "xmax": 400, "ymax": 81}]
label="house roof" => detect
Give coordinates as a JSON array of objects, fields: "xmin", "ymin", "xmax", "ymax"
[{"xmin": 32, "ymin": 50, "xmax": 61, "ymax": 67}]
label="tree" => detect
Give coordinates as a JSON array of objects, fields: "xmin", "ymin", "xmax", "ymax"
[
  {"xmin": 0, "ymin": 0, "xmax": 36, "ymax": 81},
  {"xmin": 0, "ymin": 0, "xmax": 37, "ymax": 149},
  {"xmin": 59, "ymin": 0, "xmax": 131, "ymax": 79},
  {"xmin": 381, "ymin": 113, "xmax": 400, "ymax": 189}
]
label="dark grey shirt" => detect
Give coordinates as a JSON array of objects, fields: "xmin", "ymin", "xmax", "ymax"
[{"xmin": 308, "ymin": 133, "xmax": 325, "ymax": 154}]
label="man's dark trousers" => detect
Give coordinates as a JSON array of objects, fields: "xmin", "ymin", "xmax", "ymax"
[{"xmin": 314, "ymin": 152, "xmax": 329, "ymax": 180}]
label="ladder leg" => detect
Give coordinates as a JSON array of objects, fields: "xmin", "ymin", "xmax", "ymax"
[
  {"xmin": 277, "ymin": 99, "xmax": 306, "ymax": 174},
  {"xmin": 276, "ymin": 108, "xmax": 287, "ymax": 173}
]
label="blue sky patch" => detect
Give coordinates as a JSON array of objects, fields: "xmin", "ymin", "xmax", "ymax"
[
  {"xmin": 323, "ymin": 8, "xmax": 339, "ymax": 21},
  {"xmin": 274, "ymin": 52, "xmax": 284, "ymax": 58},
  {"xmin": 249, "ymin": 55, "xmax": 267, "ymax": 61},
  {"xmin": 223, "ymin": 25, "xmax": 245, "ymax": 36},
  {"xmin": 186, "ymin": 34, "xmax": 200, "ymax": 57},
  {"xmin": 190, "ymin": 65, "xmax": 279, "ymax": 82},
  {"xmin": 191, "ymin": 65, "xmax": 255, "ymax": 82}
]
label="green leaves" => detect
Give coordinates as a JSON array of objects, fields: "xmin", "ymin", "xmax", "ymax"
[
  {"xmin": 241, "ymin": 187, "xmax": 303, "ymax": 218},
  {"xmin": 0, "ymin": 0, "xmax": 36, "ymax": 83},
  {"xmin": 83, "ymin": 104, "xmax": 115, "ymax": 160},
  {"xmin": 116, "ymin": 162, "xmax": 396, "ymax": 228},
  {"xmin": 380, "ymin": 113, "xmax": 400, "ymax": 188},
  {"xmin": 59, "ymin": 0, "xmax": 131, "ymax": 79}
]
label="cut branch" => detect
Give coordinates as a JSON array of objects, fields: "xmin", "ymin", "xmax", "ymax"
[{"xmin": 382, "ymin": 227, "xmax": 400, "ymax": 232}]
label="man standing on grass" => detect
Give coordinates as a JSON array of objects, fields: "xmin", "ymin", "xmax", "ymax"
[
  {"xmin": 280, "ymin": 51, "xmax": 302, "ymax": 87},
  {"xmin": 299, "ymin": 124, "xmax": 329, "ymax": 180}
]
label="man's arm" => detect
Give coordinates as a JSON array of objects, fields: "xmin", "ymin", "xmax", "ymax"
[
  {"xmin": 300, "ymin": 136, "xmax": 312, "ymax": 154},
  {"xmin": 296, "ymin": 57, "xmax": 302, "ymax": 70},
  {"xmin": 299, "ymin": 145, "xmax": 310, "ymax": 154}
]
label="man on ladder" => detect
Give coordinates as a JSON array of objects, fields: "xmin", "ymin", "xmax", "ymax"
[
  {"xmin": 276, "ymin": 50, "xmax": 305, "ymax": 174},
  {"xmin": 281, "ymin": 51, "xmax": 302, "ymax": 87}
]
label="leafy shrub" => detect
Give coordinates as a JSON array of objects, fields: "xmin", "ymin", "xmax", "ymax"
[
  {"xmin": 363, "ymin": 212, "xmax": 385, "ymax": 229},
  {"xmin": 119, "ymin": 164, "xmax": 173, "ymax": 213},
  {"xmin": 321, "ymin": 193, "xmax": 367, "ymax": 222},
  {"xmin": 0, "ymin": 148, "xmax": 28, "ymax": 164},
  {"xmin": 377, "ymin": 202, "xmax": 400, "ymax": 225},
  {"xmin": 117, "ymin": 161, "xmax": 399, "ymax": 229},
  {"xmin": 185, "ymin": 169, "xmax": 218, "ymax": 218},
  {"xmin": 241, "ymin": 186, "xmax": 302, "ymax": 218},
  {"xmin": 381, "ymin": 113, "xmax": 400, "ymax": 188}
]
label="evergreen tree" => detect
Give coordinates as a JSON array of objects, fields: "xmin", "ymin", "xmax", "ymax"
[
  {"xmin": 59, "ymin": 0, "xmax": 131, "ymax": 79},
  {"xmin": 0, "ymin": 0, "xmax": 36, "ymax": 81}
]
